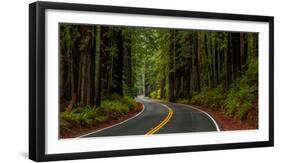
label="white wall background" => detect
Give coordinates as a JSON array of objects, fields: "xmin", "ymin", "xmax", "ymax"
[{"xmin": 0, "ymin": 0, "xmax": 279, "ymax": 162}]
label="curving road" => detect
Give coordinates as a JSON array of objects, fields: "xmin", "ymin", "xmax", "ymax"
[{"xmin": 82, "ymin": 97, "xmax": 219, "ymax": 138}]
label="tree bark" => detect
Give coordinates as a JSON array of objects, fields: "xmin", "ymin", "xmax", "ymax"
[
  {"xmin": 78, "ymin": 26, "xmax": 93, "ymax": 106},
  {"xmin": 94, "ymin": 26, "xmax": 101, "ymax": 106},
  {"xmin": 195, "ymin": 32, "xmax": 201, "ymax": 92},
  {"xmin": 168, "ymin": 30, "xmax": 176, "ymax": 102},
  {"xmin": 111, "ymin": 29, "xmax": 124, "ymax": 96},
  {"xmin": 123, "ymin": 33, "xmax": 133, "ymax": 96}
]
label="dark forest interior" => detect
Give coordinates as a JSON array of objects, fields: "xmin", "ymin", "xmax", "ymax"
[{"xmin": 59, "ymin": 24, "xmax": 258, "ymax": 138}]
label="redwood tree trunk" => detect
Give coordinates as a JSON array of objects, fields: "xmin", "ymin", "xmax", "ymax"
[
  {"xmin": 78, "ymin": 26, "xmax": 93, "ymax": 106},
  {"xmin": 94, "ymin": 26, "xmax": 101, "ymax": 106}
]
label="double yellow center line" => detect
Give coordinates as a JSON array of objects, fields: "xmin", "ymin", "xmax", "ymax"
[{"xmin": 145, "ymin": 104, "xmax": 173, "ymax": 135}]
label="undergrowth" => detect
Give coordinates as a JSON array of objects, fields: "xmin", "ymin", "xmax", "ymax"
[
  {"xmin": 60, "ymin": 94, "xmax": 137, "ymax": 133},
  {"xmin": 178, "ymin": 56, "xmax": 258, "ymax": 120}
]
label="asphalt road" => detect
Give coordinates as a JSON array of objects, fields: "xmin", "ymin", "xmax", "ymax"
[{"xmin": 82, "ymin": 97, "xmax": 219, "ymax": 138}]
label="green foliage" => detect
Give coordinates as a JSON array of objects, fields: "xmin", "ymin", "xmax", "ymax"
[
  {"xmin": 60, "ymin": 106, "xmax": 97, "ymax": 127},
  {"xmin": 190, "ymin": 85, "xmax": 225, "ymax": 110},
  {"xmin": 177, "ymin": 99, "xmax": 190, "ymax": 104},
  {"xmin": 150, "ymin": 91, "xmax": 156, "ymax": 99},
  {"xmin": 101, "ymin": 100, "xmax": 128, "ymax": 113},
  {"xmin": 225, "ymin": 78, "xmax": 257, "ymax": 119},
  {"xmin": 109, "ymin": 93, "xmax": 122, "ymax": 101},
  {"xmin": 123, "ymin": 83, "xmax": 138, "ymax": 97},
  {"xmin": 61, "ymin": 111, "xmax": 80, "ymax": 125},
  {"xmin": 102, "ymin": 94, "xmax": 137, "ymax": 111},
  {"xmin": 225, "ymin": 56, "xmax": 258, "ymax": 119},
  {"xmin": 60, "ymin": 96, "xmax": 137, "ymax": 132},
  {"xmin": 60, "ymin": 24, "xmax": 259, "ymax": 134},
  {"xmin": 101, "ymin": 98, "xmax": 132, "ymax": 114},
  {"xmin": 186, "ymin": 50, "xmax": 258, "ymax": 120},
  {"xmin": 60, "ymin": 119, "xmax": 73, "ymax": 132},
  {"xmin": 95, "ymin": 115, "xmax": 109, "ymax": 123},
  {"xmin": 150, "ymin": 89, "xmax": 161, "ymax": 99},
  {"xmin": 122, "ymin": 96, "xmax": 137, "ymax": 109}
]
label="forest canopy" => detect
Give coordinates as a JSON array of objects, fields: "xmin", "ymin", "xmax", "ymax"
[{"xmin": 59, "ymin": 24, "xmax": 258, "ymax": 137}]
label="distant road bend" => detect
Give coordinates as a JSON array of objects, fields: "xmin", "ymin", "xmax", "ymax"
[{"xmin": 81, "ymin": 96, "xmax": 220, "ymax": 138}]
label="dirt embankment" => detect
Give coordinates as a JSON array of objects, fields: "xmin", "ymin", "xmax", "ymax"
[{"xmin": 191, "ymin": 105, "xmax": 258, "ymax": 131}]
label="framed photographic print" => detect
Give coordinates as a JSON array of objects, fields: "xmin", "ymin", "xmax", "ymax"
[{"xmin": 29, "ymin": 1, "xmax": 274, "ymax": 162}]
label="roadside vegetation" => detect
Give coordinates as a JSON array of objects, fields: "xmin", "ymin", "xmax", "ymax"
[
  {"xmin": 60, "ymin": 23, "xmax": 259, "ymax": 136},
  {"xmin": 177, "ymin": 48, "xmax": 258, "ymax": 122},
  {"xmin": 146, "ymin": 31, "xmax": 258, "ymax": 124},
  {"xmin": 60, "ymin": 94, "xmax": 138, "ymax": 137}
]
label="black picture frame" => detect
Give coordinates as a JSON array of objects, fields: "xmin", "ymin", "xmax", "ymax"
[{"xmin": 29, "ymin": 1, "xmax": 274, "ymax": 162}]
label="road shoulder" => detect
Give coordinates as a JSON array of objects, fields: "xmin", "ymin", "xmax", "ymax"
[{"xmin": 60, "ymin": 102, "xmax": 145, "ymax": 139}]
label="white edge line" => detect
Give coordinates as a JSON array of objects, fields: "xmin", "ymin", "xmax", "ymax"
[
  {"xmin": 177, "ymin": 103, "xmax": 221, "ymax": 132},
  {"xmin": 142, "ymin": 98, "xmax": 220, "ymax": 132},
  {"xmin": 76, "ymin": 103, "xmax": 146, "ymax": 138}
]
